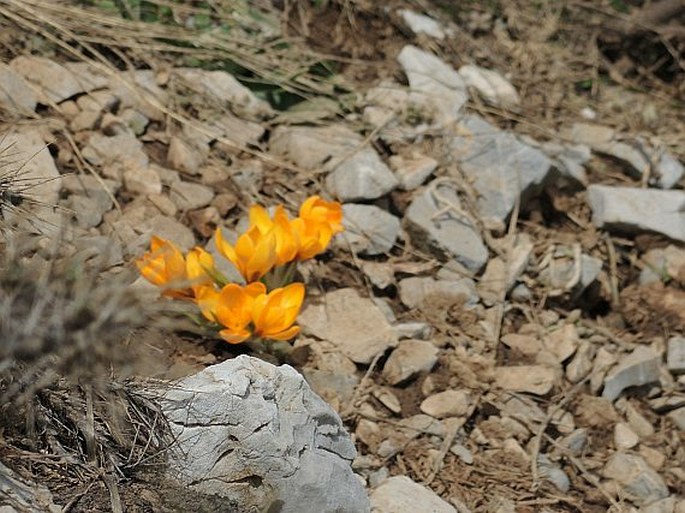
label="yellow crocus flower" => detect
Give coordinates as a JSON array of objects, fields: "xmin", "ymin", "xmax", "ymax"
[
  {"xmin": 215, "ymin": 225, "xmax": 277, "ymax": 283},
  {"xmin": 185, "ymin": 246, "xmax": 217, "ymax": 294},
  {"xmin": 213, "ymin": 282, "xmax": 267, "ymax": 344},
  {"xmin": 136, "ymin": 236, "xmax": 193, "ymax": 299},
  {"xmin": 252, "ymin": 283, "xmax": 305, "ymax": 341},
  {"xmin": 299, "ymin": 195, "xmax": 344, "ymax": 235},
  {"xmin": 249, "ymin": 205, "xmax": 299, "ymax": 266}
]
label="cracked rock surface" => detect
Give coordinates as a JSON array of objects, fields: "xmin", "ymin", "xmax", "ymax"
[{"xmin": 157, "ymin": 355, "xmax": 369, "ymax": 513}]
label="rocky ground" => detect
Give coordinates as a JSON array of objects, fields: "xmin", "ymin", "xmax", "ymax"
[{"xmin": 0, "ymin": 0, "xmax": 684, "ymax": 512}]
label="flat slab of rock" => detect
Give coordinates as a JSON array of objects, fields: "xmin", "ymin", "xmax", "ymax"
[
  {"xmin": 602, "ymin": 346, "xmax": 661, "ymax": 401},
  {"xmin": 10, "ymin": 56, "xmax": 93, "ymax": 104},
  {"xmin": 449, "ymin": 115, "xmax": 552, "ymax": 226},
  {"xmin": 398, "ymin": 276, "xmax": 478, "ymax": 310},
  {"xmin": 382, "ymin": 339, "xmax": 439, "ymax": 385},
  {"xmin": 326, "ymin": 149, "xmax": 399, "ymax": 201},
  {"xmin": 587, "ymin": 185, "xmax": 685, "ymax": 242},
  {"xmin": 340, "ymin": 204, "xmax": 401, "ymax": 255},
  {"xmin": 299, "ymin": 288, "xmax": 398, "ymax": 364},
  {"xmin": 0, "ymin": 63, "xmax": 37, "ymax": 115},
  {"xmin": 405, "ymin": 182, "xmax": 488, "ymax": 273},
  {"xmin": 420, "ymin": 389, "xmax": 472, "ymax": 419},
  {"xmin": 157, "ymin": 355, "xmax": 369, "ymax": 513},
  {"xmin": 494, "ymin": 365, "xmax": 558, "ymax": 395},
  {"xmin": 397, "ymin": 45, "xmax": 468, "ymax": 125},
  {"xmin": 603, "ymin": 453, "xmax": 669, "ymax": 506},
  {"xmin": 370, "ymin": 476, "xmax": 456, "ymax": 513}
]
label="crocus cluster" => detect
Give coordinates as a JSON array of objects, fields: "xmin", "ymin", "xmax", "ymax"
[{"xmin": 136, "ymin": 196, "xmax": 343, "ymax": 345}]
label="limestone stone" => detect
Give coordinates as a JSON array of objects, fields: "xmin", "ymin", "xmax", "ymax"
[
  {"xmin": 169, "ymin": 180, "xmax": 215, "ymax": 210},
  {"xmin": 458, "ymin": 64, "xmax": 520, "ymax": 109},
  {"xmin": 397, "ymin": 45, "xmax": 468, "ymax": 125},
  {"xmin": 157, "ymin": 356, "xmax": 369, "ymax": 513},
  {"xmin": 494, "ymin": 365, "xmax": 558, "ymax": 395},
  {"xmin": 326, "ymin": 149, "xmax": 399, "ymax": 201},
  {"xmin": 449, "ymin": 115, "xmax": 552, "ymax": 226},
  {"xmin": 382, "ymin": 339, "xmax": 439, "ymax": 385},
  {"xmin": 602, "ymin": 346, "xmax": 661, "ymax": 401},
  {"xmin": 370, "ymin": 475, "xmax": 456, "ymax": 513},
  {"xmin": 588, "ymin": 185, "xmax": 685, "ymax": 242},
  {"xmin": 405, "ymin": 182, "xmax": 488, "ymax": 273},
  {"xmin": 340, "ymin": 204, "xmax": 400, "ymax": 255},
  {"xmin": 603, "ymin": 453, "xmax": 669, "ymax": 506},
  {"xmin": 298, "ymin": 288, "xmax": 398, "ymax": 364},
  {"xmin": 420, "ymin": 390, "xmax": 472, "ymax": 419},
  {"xmin": 0, "ymin": 63, "xmax": 37, "ymax": 115}
]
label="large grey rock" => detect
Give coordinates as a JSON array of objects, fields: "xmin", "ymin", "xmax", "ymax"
[
  {"xmin": 603, "ymin": 453, "xmax": 669, "ymax": 506},
  {"xmin": 370, "ymin": 475, "xmax": 456, "ymax": 513},
  {"xmin": 587, "ymin": 185, "xmax": 685, "ymax": 242},
  {"xmin": 299, "ymin": 288, "xmax": 398, "ymax": 364},
  {"xmin": 326, "ymin": 149, "xmax": 399, "ymax": 201},
  {"xmin": 0, "ymin": 63, "xmax": 37, "ymax": 115},
  {"xmin": 405, "ymin": 182, "xmax": 488, "ymax": 273},
  {"xmin": 449, "ymin": 115, "xmax": 552, "ymax": 226},
  {"xmin": 397, "ymin": 45, "xmax": 468, "ymax": 125},
  {"xmin": 602, "ymin": 346, "xmax": 661, "ymax": 401},
  {"xmin": 158, "ymin": 355, "xmax": 369, "ymax": 513},
  {"xmin": 340, "ymin": 204, "xmax": 401, "ymax": 255}
]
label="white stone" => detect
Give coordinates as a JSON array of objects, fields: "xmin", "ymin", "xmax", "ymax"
[
  {"xmin": 0, "ymin": 63, "xmax": 37, "ymax": 115},
  {"xmin": 614, "ymin": 422, "xmax": 639, "ymax": 450},
  {"xmin": 494, "ymin": 365, "xmax": 558, "ymax": 395},
  {"xmin": 123, "ymin": 163, "xmax": 162, "ymax": 195},
  {"xmin": 602, "ymin": 346, "xmax": 661, "ymax": 401},
  {"xmin": 370, "ymin": 475, "xmax": 456, "ymax": 513},
  {"xmin": 603, "ymin": 453, "xmax": 669, "ymax": 506},
  {"xmin": 588, "ymin": 185, "xmax": 685, "ymax": 242},
  {"xmin": 458, "ymin": 64, "xmax": 520, "ymax": 109},
  {"xmin": 449, "ymin": 115, "xmax": 552, "ymax": 225},
  {"xmin": 398, "ymin": 9, "xmax": 446, "ymax": 39},
  {"xmin": 169, "ymin": 180, "xmax": 215, "ymax": 210},
  {"xmin": 326, "ymin": 149, "xmax": 399, "ymax": 201},
  {"xmin": 157, "ymin": 355, "xmax": 369, "ymax": 513},
  {"xmin": 174, "ymin": 68, "xmax": 273, "ymax": 119},
  {"xmin": 299, "ymin": 288, "xmax": 397, "ymax": 364},
  {"xmin": 340, "ymin": 204, "xmax": 401, "ymax": 255},
  {"xmin": 405, "ymin": 182, "xmax": 488, "ymax": 273},
  {"xmin": 397, "ymin": 45, "xmax": 468, "ymax": 125},
  {"xmin": 420, "ymin": 389, "xmax": 471, "ymax": 419},
  {"xmin": 667, "ymin": 336, "xmax": 685, "ymax": 374},
  {"xmin": 382, "ymin": 339, "xmax": 439, "ymax": 385},
  {"xmin": 389, "ymin": 153, "xmax": 438, "ymax": 191},
  {"xmin": 398, "ymin": 276, "xmax": 478, "ymax": 310}
]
